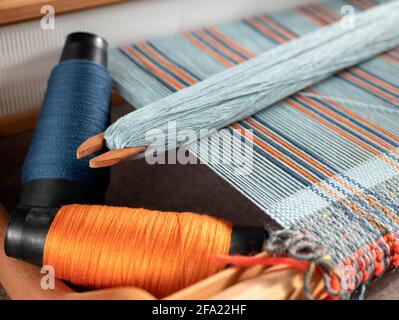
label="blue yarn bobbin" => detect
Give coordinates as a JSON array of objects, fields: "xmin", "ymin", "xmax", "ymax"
[
  {"xmin": 22, "ymin": 59, "xmax": 111, "ymax": 186},
  {"xmin": 5, "ymin": 33, "xmax": 113, "ymax": 265}
]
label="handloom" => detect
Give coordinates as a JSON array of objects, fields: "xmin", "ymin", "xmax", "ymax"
[
  {"xmin": 99, "ymin": 0, "xmax": 398, "ymax": 298},
  {"xmin": 3, "ymin": 0, "xmax": 399, "ymax": 300}
]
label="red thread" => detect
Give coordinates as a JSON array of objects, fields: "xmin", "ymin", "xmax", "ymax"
[{"xmin": 212, "ymin": 255, "xmax": 310, "ymax": 271}]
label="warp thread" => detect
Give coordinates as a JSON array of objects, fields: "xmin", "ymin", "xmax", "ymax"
[{"xmin": 104, "ymin": 1, "xmax": 399, "ymax": 154}]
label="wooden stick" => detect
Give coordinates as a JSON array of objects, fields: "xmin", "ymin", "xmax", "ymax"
[
  {"xmin": 76, "ymin": 133, "xmax": 105, "ymax": 159},
  {"xmin": 89, "ymin": 146, "xmax": 146, "ymax": 168},
  {"xmin": 77, "ymin": 131, "xmax": 147, "ymax": 168}
]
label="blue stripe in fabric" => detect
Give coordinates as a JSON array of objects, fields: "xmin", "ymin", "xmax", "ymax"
[
  {"xmin": 202, "ymin": 29, "xmax": 250, "ymax": 61},
  {"xmin": 292, "ymin": 96, "xmax": 399, "ymax": 158},
  {"xmin": 311, "ymin": 97, "xmax": 399, "ymax": 148},
  {"xmin": 132, "ymin": 44, "xmax": 191, "ymax": 87},
  {"xmin": 252, "ymin": 113, "xmax": 379, "ymax": 193},
  {"xmin": 252, "ymin": 114, "xmax": 340, "ymax": 174},
  {"xmin": 244, "ymin": 119, "xmax": 332, "ymax": 181},
  {"xmin": 235, "ymin": 122, "xmax": 314, "ymax": 187},
  {"xmin": 118, "ymin": 48, "xmax": 177, "ymax": 92},
  {"xmin": 261, "ymin": 14, "xmax": 297, "ymax": 38},
  {"xmin": 188, "ymin": 31, "xmax": 239, "ymax": 65},
  {"xmin": 241, "ymin": 119, "xmax": 328, "ymax": 182},
  {"xmin": 348, "ymin": 67, "xmax": 399, "ymax": 98},
  {"xmin": 255, "ymin": 16, "xmax": 293, "ymax": 42},
  {"xmin": 241, "ymin": 20, "xmax": 282, "ymax": 44},
  {"xmin": 336, "ymin": 75, "xmax": 398, "ymax": 107},
  {"xmin": 146, "ymin": 41, "xmax": 202, "ymax": 81}
]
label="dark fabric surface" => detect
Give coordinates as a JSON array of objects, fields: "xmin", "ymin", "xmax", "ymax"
[{"xmin": 0, "ymin": 105, "xmax": 398, "ymax": 300}]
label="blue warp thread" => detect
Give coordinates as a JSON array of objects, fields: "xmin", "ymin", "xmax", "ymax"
[{"xmin": 22, "ymin": 59, "xmax": 112, "ymax": 186}]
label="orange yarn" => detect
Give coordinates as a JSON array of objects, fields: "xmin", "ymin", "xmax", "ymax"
[{"xmin": 43, "ymin": 204, "xmax": 232, "ymax": 297}]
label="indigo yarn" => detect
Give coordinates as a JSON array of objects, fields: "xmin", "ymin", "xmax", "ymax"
[{"xmin": 22, "ymin": 59, "xmax": 112, "ymax": 187}]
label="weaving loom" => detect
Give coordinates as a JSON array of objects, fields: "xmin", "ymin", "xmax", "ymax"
[
  {"xmin": 107, "ymin": 0, "xmax": 399, "ymax": 298},
  {"xmin": 0, "ymin": 0, "xmax": 398, "ymax": 300}
]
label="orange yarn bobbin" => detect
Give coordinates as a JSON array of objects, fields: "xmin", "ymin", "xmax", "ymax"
[{"xmin": 43, "ymin": 204, "xmax": 232, "ymax": 298}]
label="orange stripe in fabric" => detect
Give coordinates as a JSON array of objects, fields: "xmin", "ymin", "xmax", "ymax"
[
  {"xmin": 298, "ymin": 95, "xmax": 398, "ymax": 153},
  {"xmin": 44, "ymin": 205, "xmax": 232, "ymax": 298},
  {"xmin": 323, "ymin": 97, "xmax": 399, "ymax": 143},
  {"xmin": 311, "ymin": 3, "xmax": 339, "ymax": 21},
  {"xmin": 231, "ymin": 123, "xmax": 319, "ymax": 183},
  {"xmin": 248, "ymin": 112, "xmax": 394, "ymax": 228},
  {"xmin": 288, "ymin": 97, "xmax": 399, "ymax": 171},
  {"xmin": 244, "ymin": 118, "xmax": 335, "ymax": 177},
  {"xmin": 380, "ymin": 53, "xmax": 399, "ymax": 65},
  {"xmin": 183, "ymin": 32, "xmax": 234, "ymax": 68},
  {"xmin": 339, "ymin": 72, "xmax": 399, "ymax": 105},
  {"xmin": 124, "ymin": 46, "xmax": 184, "ymax": 91},
  {"xmin": 305, "ymin": 3, "xmax": 340, "ymax": 24},
  {"xmin": 257, "ymin": 16, "xmax": 297, "ymax": 40},
  {"xmin": 137, "ymin": 43, "xmax": 197, "ymax": 85},
  {"xmin": 298, "ymin": 93, "xmax": 399, "ymax": 226},
  {"xmin": 294, "ymin": 7, "xmax": 326, "ymax": 27},
  {"xmin": 207, "ymin": 27, "xmax": 256, "ymax": 59},
  {"xmin": 289, "ymin": 97, "xmax": 381, "ymax": 156},
  {"xmin": 350, "ymin": 0, "xmax": 375, "ymax": 11},
  {"xmin": 195, "ymin": 30, "xmax": 246, "ymax": 63},
  {"xmin": 245, "ymin": 18, "xmax": 288, "ymax": 43},
  {"xmin": 349, "ymin": 68, "xmax": 399, "ymax": 96}
]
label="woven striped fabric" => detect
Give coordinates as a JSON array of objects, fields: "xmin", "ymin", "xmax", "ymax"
[{"xmin": 109, "ymin": 0, "xmax": 399, "ymax": 298}]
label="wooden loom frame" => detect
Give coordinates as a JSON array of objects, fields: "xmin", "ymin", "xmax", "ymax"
[{"xmin": 0, "ymin": 0, "xmax": 326, "ymax": 300}]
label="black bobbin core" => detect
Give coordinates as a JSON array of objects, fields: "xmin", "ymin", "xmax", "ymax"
[{"xmin": 5, "ymin": 32, "xmax": 110, "ymax": 264}]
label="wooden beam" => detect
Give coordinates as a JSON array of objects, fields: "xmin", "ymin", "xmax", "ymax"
[{"xmin": 0, "ymin": 0, "xmax": 128, "ymax": 26}]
